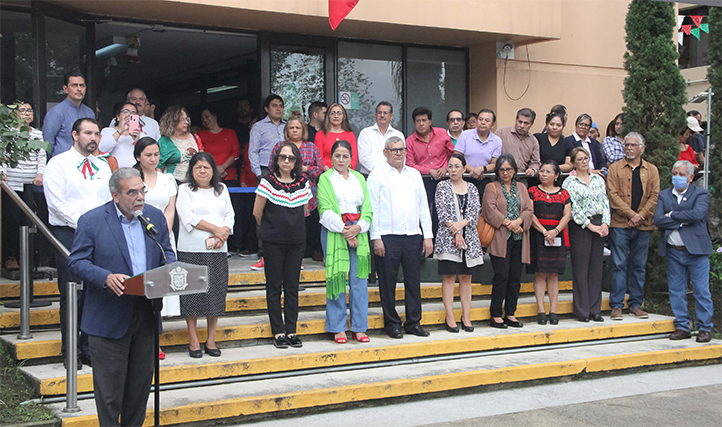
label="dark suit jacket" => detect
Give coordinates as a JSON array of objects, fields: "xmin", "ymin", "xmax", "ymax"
[
  {"xmin": 653, "ymin": 184, "xmax": 712, "ymax": 257},
  {"xmin": 69, "ymin": 202, "xmax": 176, "ymax": 339},
  {"xmin": 565, "ymin": 135, "xmax": 607, "ymax": 170}
]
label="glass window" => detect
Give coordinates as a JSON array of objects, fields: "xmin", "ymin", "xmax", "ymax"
[
  {"xmin": 678, "ymin": 7, "xmax": 709, "ymax": 69},
  {"xmin": 338, "ymin": 42, "xmax": 403, "ymax": 135},
  {"xmin": 406, "ymin": 47, "xmax": 466, "ymax": 133},
  {"xmin": 0, "ymin": 10, "xmax": 34, "ymax": 105},
  {"xmin": 45, "ymin": 17, "xmax": 87, "ymax": 107},
  {"xmin": 270, "ymin": 45, "xmax": 325, "ymax": 121}
]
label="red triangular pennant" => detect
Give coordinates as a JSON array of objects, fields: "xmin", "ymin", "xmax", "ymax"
[
  {"xmin": 329, "ymin": 0, "xmax": 359, "ymax": 31},
  {"xmin": 681, "ymin": 25, "xmax": 692, "ymax": 35},
  {"xmin": 691, "ymin": 15, "xmax": 703, "ymax": 28}
]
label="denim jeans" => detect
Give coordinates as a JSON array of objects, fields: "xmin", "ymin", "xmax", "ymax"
[
  {"xmin": 609, "ymin": 228, "xmax": 651, "ymax": 309},
  {"xmin": 321, "ymin": 227, "xmax": 369, "ymax": 333},
  {"xmin": 666, "ymin": 246, "xmax": 714, "ymax": 332}
]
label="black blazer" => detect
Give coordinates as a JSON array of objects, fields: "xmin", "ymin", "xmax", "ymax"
[{"xmin": 565, "ymin": 135, "xmax": 607, "ymax": 170}]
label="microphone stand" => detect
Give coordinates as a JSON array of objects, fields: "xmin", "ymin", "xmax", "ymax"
[{"xmin": 142, "ymin": 226, "xmax": 165, "ymax": 427}]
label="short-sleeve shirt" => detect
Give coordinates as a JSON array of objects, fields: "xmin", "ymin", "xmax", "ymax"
[
  {"xmin": 256, "ymin": 174, "xmax": 312, "ymax": 244},
  {"xmin": 454, "ymin": 129, "xmax": 503, "ymax": 168},
  {"xmin": 535, "ymin": 132, "xmax": 573, "ymax": 166}
]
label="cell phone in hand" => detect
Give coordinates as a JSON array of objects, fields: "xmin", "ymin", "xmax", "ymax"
[
  {"xmin": 205, "ymin": 237, "xmax": 216, "ymax": 250},
  {"xmin": 128, "ymin": 114, "xmax": 140, "ymax": 133},
  {"xmin": 544, "ymin": 237, "xmax": 563, "ymax": 247}
]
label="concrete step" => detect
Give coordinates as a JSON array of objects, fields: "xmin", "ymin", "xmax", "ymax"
[
  {"xmin": 45, "ymin": 335, "xmax": 722, "ymax": 427},
  {"xmin": 4, "ymin": 292, "xmax": 595, "ymax": 361},
  {"xmin": 0, "ymin": 281, "xmax": 574, "ymax": 329},
  {"xmin": 22, "ymin": 314, "xmax": 675, "ymax": 396}
]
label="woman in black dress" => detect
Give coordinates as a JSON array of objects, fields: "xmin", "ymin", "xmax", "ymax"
[{"xmin": 527, "ymin": 160, "xmax": 571, "ymax": 325}]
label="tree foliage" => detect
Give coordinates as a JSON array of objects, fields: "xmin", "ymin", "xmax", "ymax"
[
  {"xmin": 0, "ymin": 102, "xmax": 51, "ymax": 169},
  {"xmin": 708, "ymin": 7, "xmax": 722, "ymax": 241},
  {"xmin": 622, "ymin": 0, "xmax": 688, "ymax": 294}
]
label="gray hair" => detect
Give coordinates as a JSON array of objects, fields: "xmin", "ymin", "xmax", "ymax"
[
  {"xmin": 672, "ymin": 160, "xmax": 694, "ymax": 176},
  {"xmin": 624, "ymin": 132, "xmax": 645, "ymax": 147},
  {"xmin": 384, "ymin": 136, "xmax": 405, "ymax": 150},
  {"xmin": 109, "ymin": 167, "xmax": 141, "ymax": 195},
  {"xmin": 126, "ymin": 88, "xmax": 147, "ymax": 101}
]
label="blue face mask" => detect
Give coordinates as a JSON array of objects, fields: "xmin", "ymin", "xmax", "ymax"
[{"xmin": 672, "ymin": 175, "xmax": 688, "ymax": 190}]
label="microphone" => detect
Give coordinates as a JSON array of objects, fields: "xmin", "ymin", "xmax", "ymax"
[{"xmin": 133, "ymin": 210, "xmax": 158, "ymax": 237}]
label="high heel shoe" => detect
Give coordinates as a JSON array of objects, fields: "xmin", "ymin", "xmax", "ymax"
[
  {"xmin": 460, "ymin": 316, "xmax": 474, "ymax": 332},
  {"xmin": 489, "ymin": 318, "xmax": 508, "ymax": 329},
  {"xmin": 445, "ymin": 319, "xmax": 459, "ymax": 333},
  {"xmin": 351, "ymin": 332, "xmax": 370, "ymax": 343},
  {"xmin": 188, "ymin": 346, "xmax": 202, "ymax": 358},
  {"xmin": 503, "ymin": 317, "xmax": 523, "ymax": 328},
  {"xmin": 334, "ymin": 333, "xmax": 347, "ymax": 344}
]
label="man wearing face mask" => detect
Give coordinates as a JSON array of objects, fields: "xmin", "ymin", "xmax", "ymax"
[{"xmin": 654, "ymin": 160, "xmax": 714, "ymax": 343}]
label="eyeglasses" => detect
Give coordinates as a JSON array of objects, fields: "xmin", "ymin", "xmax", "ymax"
[
  {"xmin": 498, "ymin": 167, "xmax": 515, "ymax": 174},
  {"xmin": 18, "ymin": 108, "xmax": 33, "ymax": 114},
  {"xmin": 387, "ymin": 147, "xmax": 406, "ymax": 155},
  {"xmin": 127, "ymin": 187, "xmax": 149, "ymax": 197},
  {"xmin": 448, "ymin": 118, "xmax": 463, "ymax": 122},
  {"xmin": 332, "ymin": 154, "xmax": 350, "ymax": 160},
  {"xmin": 577, "ymin": 123, "xmax": 591, "ymax": 129},
  {"xmin": 279, "ymin": 154, "xmax": 297, "ymax": 162},
  {"xmin": 447, "ymin": 164, "xmax": 463, "ymax": 170},
  {"xmin": 376, "ymin": 111, "xmax": 391, "ymax": 116},
  {"xmin": 120, "ymin": 109, "xmax": 135, "ymax": 115},
  {"xmin": 329, "ymin": 111, "xmax": 344, "ymax": 117}
]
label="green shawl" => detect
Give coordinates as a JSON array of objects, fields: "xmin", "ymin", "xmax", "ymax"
[{"xmin": 317, "ymin": 169, "xmax": 372, "ymax": 299}]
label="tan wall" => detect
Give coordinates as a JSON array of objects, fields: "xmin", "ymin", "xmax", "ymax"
[
  {"xmin": 681, "ymin": 66, "xmax": 710, "ymax": 121},
  {"xmin": 476, "ymin": 0, "xmax": 631, "ymax": 135}
]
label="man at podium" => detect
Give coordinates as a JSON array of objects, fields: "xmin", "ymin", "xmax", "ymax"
[{"xmin": 69, "ymin": 167, "xmax": 175, "ymax": 426}]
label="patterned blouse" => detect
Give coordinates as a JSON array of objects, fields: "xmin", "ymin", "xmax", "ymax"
[
  {"xmin": 603, "ymin": 135, "xmax": 625, "ymax": 165},
  {"xmin": 501, "ymin": 182, "xmax": 523, "ymax": 241},
  {"xmin": 561, "ymin": 174, "xmax": 610, "ymax": 228},
  {"xmin": 269, "ymin": 141, "xmax": 323, "ymax": 212}
]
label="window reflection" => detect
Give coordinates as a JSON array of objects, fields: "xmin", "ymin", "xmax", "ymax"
[
  {"xmin": 0, "ymin": 10, "xmax": 34, "ymax": 104},
  {"xmin": 270, "ymin": 45, "xmax": 325, "ymax": 121}
]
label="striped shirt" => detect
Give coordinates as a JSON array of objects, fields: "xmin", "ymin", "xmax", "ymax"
[{"xmin": 0, "ymin": 128, "xmax": 47, "ymax": 191}]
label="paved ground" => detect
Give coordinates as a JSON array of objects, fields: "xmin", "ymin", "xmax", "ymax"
[{"xmin": 236, "ymin": 364, "xmax": 722, "ymax": 427}]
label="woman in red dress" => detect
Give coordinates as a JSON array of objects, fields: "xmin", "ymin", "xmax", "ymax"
[{"xmin": 314, "ymin": 103, "xmax": 357, "ymax": 171}]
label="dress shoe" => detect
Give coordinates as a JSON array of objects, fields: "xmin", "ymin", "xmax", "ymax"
[
  {"xmin": 188, "ymin": 347, "xmax": 203, "ymax": 358},
  {"xmin": 589, "ymin": 313, "xmax": 604, "ymax": 322},
  {"xmin": 386, "ymin": 325, "xmax": 404, "ymax": 339},
  {"xmin": 79, "ymin": 354, "xmax": 92, "ymax": 367},
  {"xmin": 445, "ymin": 318, "xmax": 459, "ymax": 333},
  {"xmin": 696, "ymin": 330, "xmax": 711, "ymax": 343},
  {"xmin": 63, "ymin": 356, "xmax": 83, "ymax": 370},
  {"xmin": 287, "ymin": 334, "xmax": 303, "ymax": 348},
  {"xmin": 351, "ymin": 332, "xmax": 370, "ymax": 343},
  {"xmin": 204, "ymin": 343, "xmax": 221, "ymax": 357},
  {"xmin": 405, "ymin": 325, "xmax": 430, "ymax": 337},
  {"xmin": 630, "ymin": 306, "xmax": 649, "ymax": 319},
  {"xmin": 460, "ymin": 317, "xmax": 474, "ymax": 333},
  {"xmin": 273, "ymin": 335, "xmax": 290, "ymax": 348},
  {"xmin": 538, "ymin": 313, "xmax": 547, "ymax": 325},
  {"xmin": 669, "ymin": 329, "xmax": 691, "ymax": 340},
  {"xmin": 504, "ymin": 317, "xmax": 523, "ymax": 328},
  {"xmin": 578, "ymin": 316, "xmax": 590, "ymax": 323},
  {"xmin": 549, "ymin": 313, "xmax": 559, "ymax": 325},
  {"xmin": 489, "ymin": 318, "xmax": 508, "ymax": 329},
  {"xmin": 610, "ymin": 307, "xmax": 623, "ymax": 320}
]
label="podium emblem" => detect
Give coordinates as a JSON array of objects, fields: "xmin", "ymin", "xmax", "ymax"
[{"xmin": 169, "ymin": 266, "xmax": 189, "ymax": 291}]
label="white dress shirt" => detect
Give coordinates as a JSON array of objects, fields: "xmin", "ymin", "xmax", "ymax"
[
  {"xmin": 43, "ymin": 146, "xmax": 112, "ymax": 228},
  {"xmin": 357, "ymin": 123, "xmax": 405, "ymax": 174},
  {"xmin": 367, "ymin": 162, "xmax": 432, "ymax": 240},
  {"xmin": 319, "ymin": 169, "xmax": 370, "ymax": 233},
  {"xmin": 666, "ymin": 186, "xmax": 689, "ymax": 246},
  {"xmin": 140, "ymin": 115, "xmax": 161, "ymax": 141},
  {"xmin": 573, "ymin": 131, "xmax": 596, "ymax": 170},
  {"xmin": 176, "ymin": 183, "xmax": 235, "ymax": 252}
]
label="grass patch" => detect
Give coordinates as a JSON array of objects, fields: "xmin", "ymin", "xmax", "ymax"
[{"xmin": 0, "ymin": 343, "xmax": 58, "ymax": 425}]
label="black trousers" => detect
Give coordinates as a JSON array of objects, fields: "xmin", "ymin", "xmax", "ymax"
[
  {"xmin": 53, "ymin": 226, "xmax": 89, "ymax": 358},
  {"xmin": 489, "ymin": 237, "xmax": 523, "ymax": 318},
  {"xmin": 88, "ymin": 298, "xmax": 155, "ymax": 427},
  {"xmin": 304, "ymin": 208, "xmax": 322, "ymax": 257},
  {"xmin": 223, "ymin": 179, "xmax": 243, "ymax": 252},
  {"xmin": 568, "ymin": 221, "xmax": 604, "ymax": 318},
  {"xmin": 263, "ymin": 240, "xmax": 305, "ymax": 335},
  {"xmin": 374, "ymin": 234, "xmax": 423, "ymax": 328},
  {"xmin": 422, "ymin": 177, "xmax": 439, "ymax": 242}
]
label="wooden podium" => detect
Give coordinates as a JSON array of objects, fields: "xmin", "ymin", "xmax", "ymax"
[
  {"xmin": 122, "ymin": 261, "xmax": 208, "ymax": 426},
  {"xmin": 123, "ymin": 262, "xmax": 209, "ymax": 299}
]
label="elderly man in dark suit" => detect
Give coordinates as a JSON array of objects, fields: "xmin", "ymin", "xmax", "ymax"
[
  {"xmin": 69, "ymin": 167, "xmax": 175, "ymax": 426},
  {"xmin": 654, "ymin": 160, "xmax": 714, "ymax": 343}
]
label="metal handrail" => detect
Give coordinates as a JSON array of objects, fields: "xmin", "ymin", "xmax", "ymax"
[{"xmin": 0, "ymin": 181, "xmax": 69, "ymax": 258}]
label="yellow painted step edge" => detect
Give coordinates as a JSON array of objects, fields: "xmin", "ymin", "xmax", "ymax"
[
  {"xmin": 0, "ymin": 281, "xmax": 57, "ymax": 298},
  {"xmin": 14, "ymin": 297, "xmax": 604, "ymax": 360},
  {"xmin": 1, "ymin": 281, "xmax": 573, "ymax": 329},
  {"xmin": 39, "ymin": 319, "xmax": 675, "ymax": 395},
  {"xmin": 59, "ymin": 344, "xmax": 722, "ymax": 427}
]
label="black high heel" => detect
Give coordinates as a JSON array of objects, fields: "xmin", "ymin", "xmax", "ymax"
[
  {"xmin": 489, "ymin": 318, "xmax": 508, "ymax": 329},
  {"xmin": 460, "ymin": 315, "xmax": 474, "ymax": 332}
]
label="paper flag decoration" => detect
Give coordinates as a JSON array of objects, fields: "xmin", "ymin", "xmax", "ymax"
[
  {"xmin": 329, "ymin": 0, "xmax": 360, "ymax": 31},
  {"xmin": 691, "ymin": 27, "xmax": 701, "ymax": 40},
  {"xmin": 678, "ymin": 31, "xmax": 684, "ymax": 46},
  {"xmin": 691, "ymin": 16, "xmax": 703, "ymax": 28},
  {"xmin": 678, "ymin": 16, "xmax": 685, "ymax": 30},
  {"xmin": 681, "ymin": 25, "xmax": 692, "ymax": 35},
  {"xmin": 700, "ymin": 23, "xmax": 709, "ymax": 34}
]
